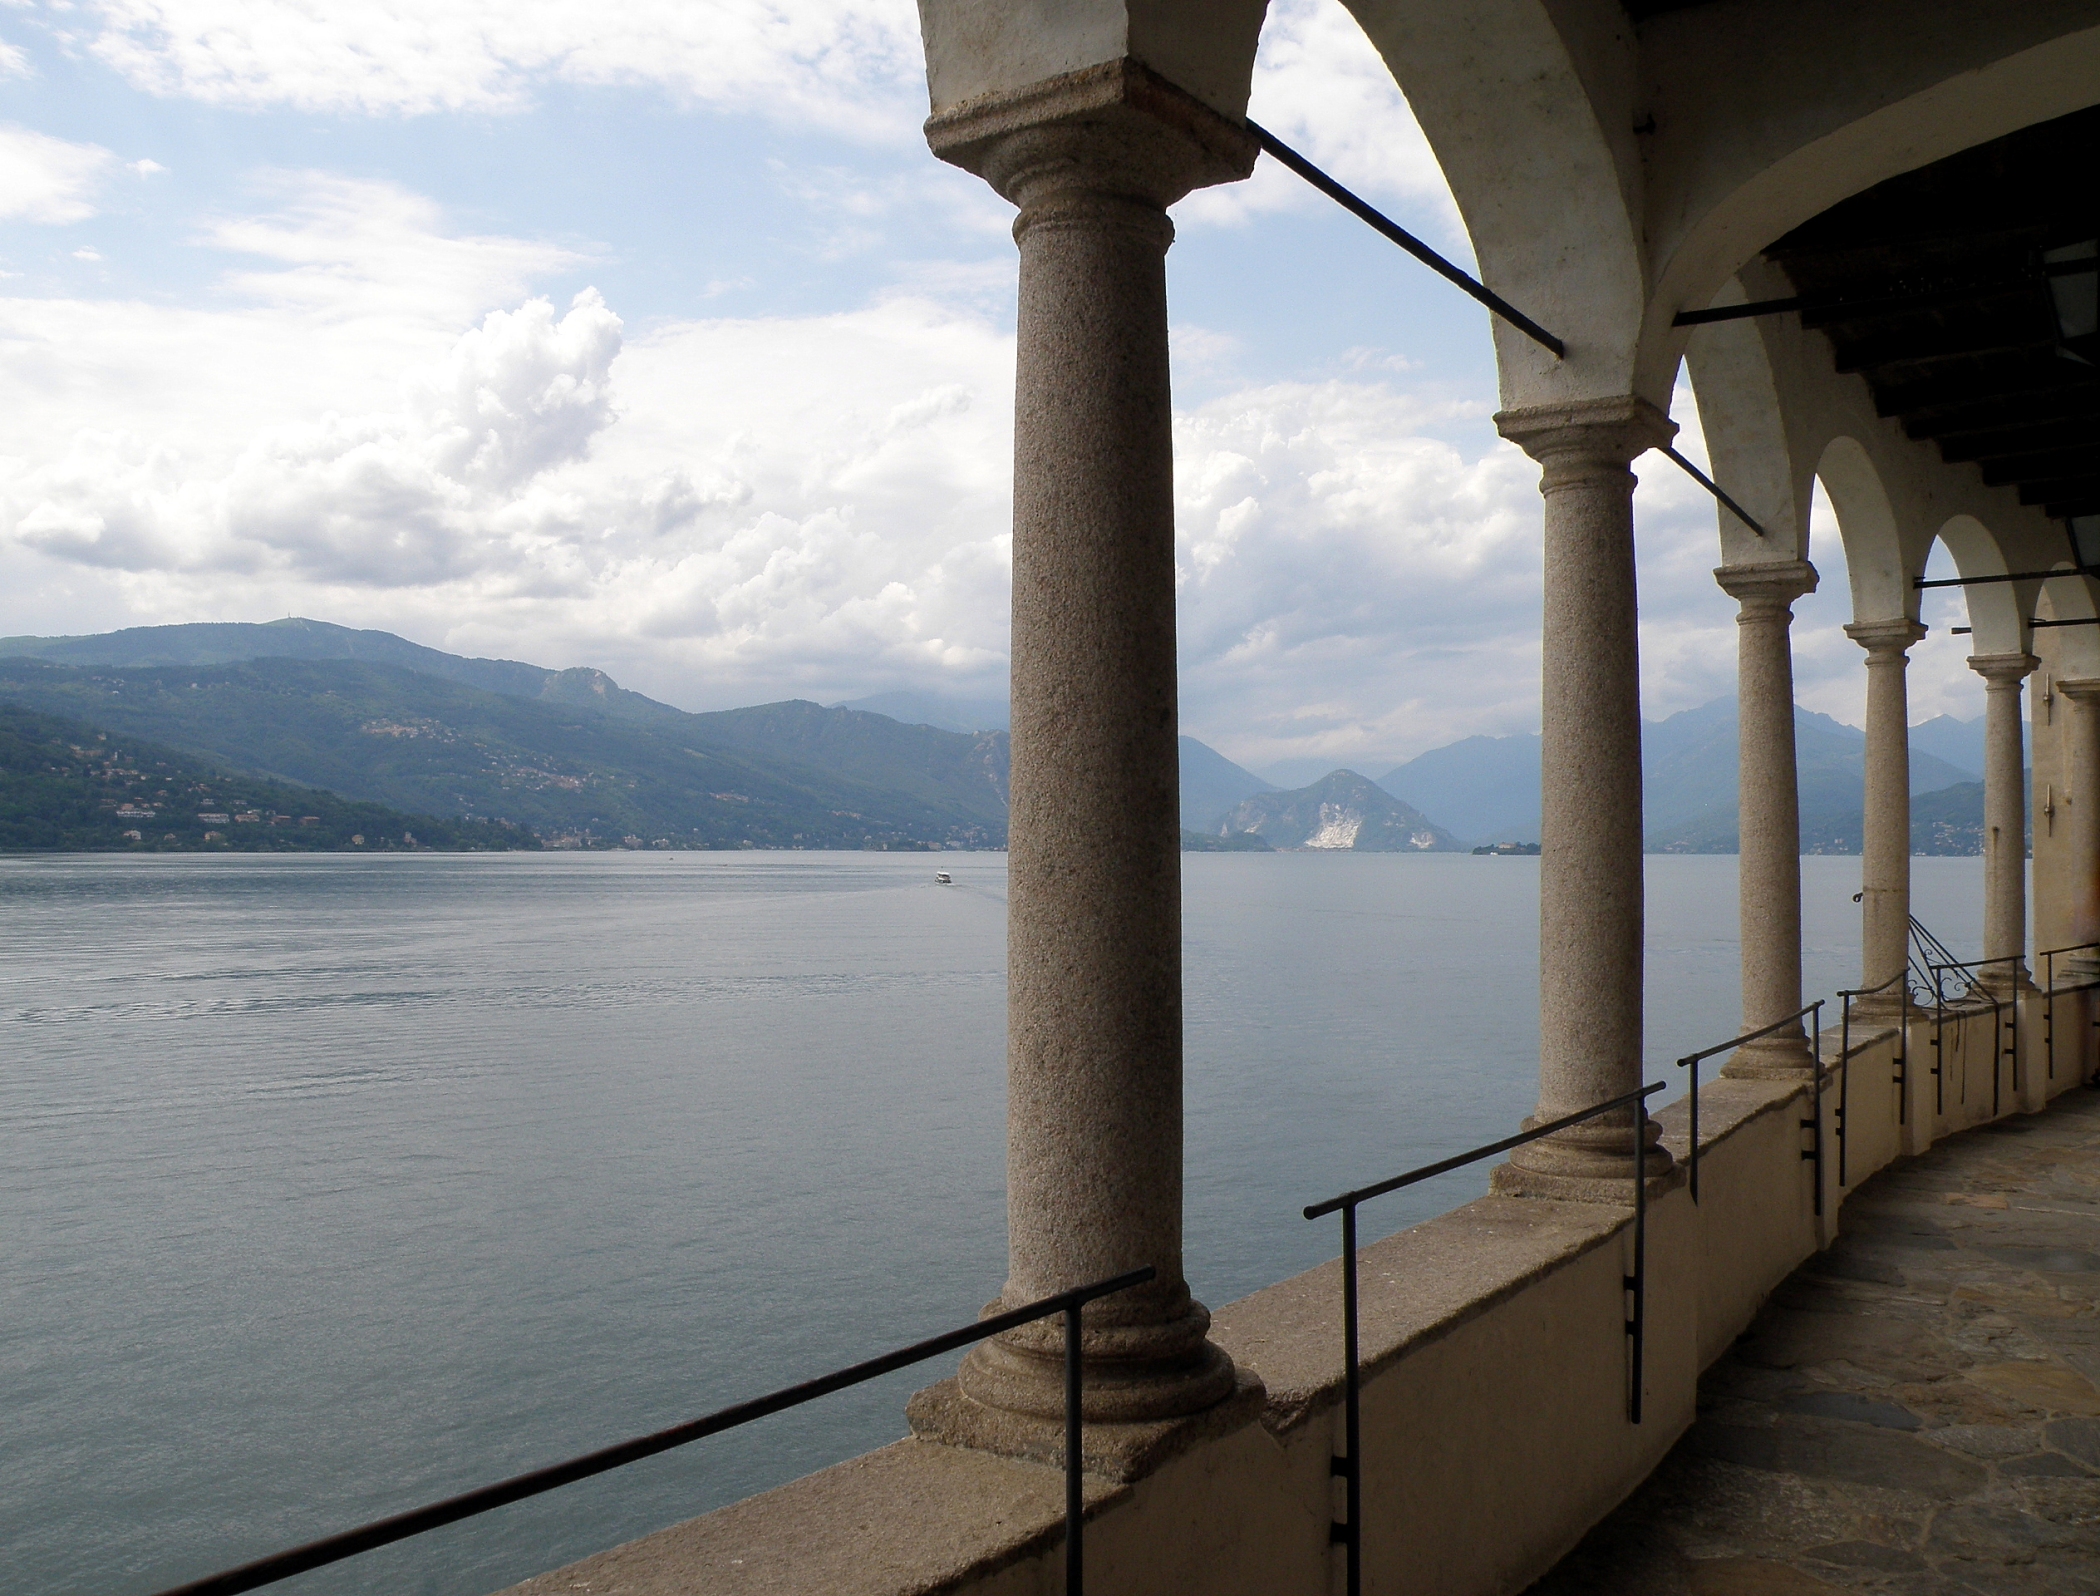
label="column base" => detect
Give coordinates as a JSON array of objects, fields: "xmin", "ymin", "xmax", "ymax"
[
  {"xmin": 906, "ymin": 1365, "xmax": 1265, "ymax": 1485},
  {"xmin": 950, "ymin": 1303, "xmax": 1238, "ymax": 1425},
  {"xmin": 1721, "ymin": 1032, "xmax": 1820, "ymax": 1080},
  {"xmin": 1490, "ymin": 1113, "xmax": 1676, "ymax": 1204},
  {"xmin": 1489, "ymin": 1155, "xmax": 1683, "ymax": 1205},
  {"xmin": 1979, "ymin": 968, "xmax": 2038, "ymax": 1001},
  {"xmin": 1848, "ymin": 989, "xmax": 1913, "ymax": 1024}
]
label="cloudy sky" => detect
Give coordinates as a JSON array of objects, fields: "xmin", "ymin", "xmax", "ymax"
[{"xmin": 0, "ymin": 0, "xmax": 1986, "ymax": 780}]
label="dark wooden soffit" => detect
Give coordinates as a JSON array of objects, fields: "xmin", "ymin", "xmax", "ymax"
[
  {"xmin": 1763, "ymin": 104, "xmax": 2100, "ymax": 520},
  {"xmin": 1622, "ymin": 0, "xmax": 1716, "ymax": 18}
]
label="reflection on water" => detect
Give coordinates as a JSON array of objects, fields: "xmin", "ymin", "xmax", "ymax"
[{"xmin": 0, "ymin": 851, "xmax": 1982, "ymax": 1595}]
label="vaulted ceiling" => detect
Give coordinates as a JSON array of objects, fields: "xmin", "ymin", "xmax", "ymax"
[{"xmin": 1716, "ymin": 106, "xmax": 2100, "ymax": 526}]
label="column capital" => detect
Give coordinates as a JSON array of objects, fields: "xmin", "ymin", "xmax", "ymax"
[
  {"xmin": 925, "ymin": 58, "xmax": 1257, "ymax": 215},
  {"xmin": 1715, "ymin": 559, "xmax": 1818, "ymax": 613},
  {"xmin": 1844, "ymin": 617, "xmax": 1927, "ymax": 661},
  {"xmin": 1968, "ymin": 651, "xmax": 2040, "ymax": 686},
  {"xmin": 2058, "ymin": 676, "xmax": 2100, "ymax": 702},
  {"xmin": 1494, "ymin": 395, "xmax": 1676, "ymax": 471}
]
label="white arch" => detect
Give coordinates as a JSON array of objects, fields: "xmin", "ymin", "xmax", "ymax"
[
  {"xmin": 1341, "ymin": 0, "xmax": 1649, "ymax": 408},
  {"xmin": 1684, "ymin": 282, "xmax": 1812, "ymax": 564},
  {"xmin": 2039, "ymin": 570, "xmax": 2100, "ymax": 677},
  {"xmin": 1815, "ymin": 437, "xmax": 1911, "ymax": 625},
  {"xmin": 1935, "ymin": 513, "xmax": 2031, "ymax": 657}
]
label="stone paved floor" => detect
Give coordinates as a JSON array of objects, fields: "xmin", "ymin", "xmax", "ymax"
[{"xmin": 1529, "ymin": 1088, "xmax": 2100, "ymax": 1595}]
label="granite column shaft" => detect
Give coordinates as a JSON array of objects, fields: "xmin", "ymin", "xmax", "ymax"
[
  {"xmin": 1493, "ymin": 398, "xmax": 1675, "ymax": 1197},
  {"xmin": 1971, "ymin": 653, "xmax": 2039, "ymax": 993},
  {"xmin": 921, "ymin": 64, "xmax": 1253, "ymax": 1424},
  {"xmin": 2061, "ymin": 678, "xmax": 2100, "ymax": 980},
  {"xmin": 1846, "ymin": 621, "xmax": 1927, "ymax": 1013},
  {"xmin": 1718, "ymin": 561, "xmax": 1819, "ymax": 1077}
]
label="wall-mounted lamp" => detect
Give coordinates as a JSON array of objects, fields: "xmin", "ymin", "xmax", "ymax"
[
  {"xmin": 2070, "ymin": 514, "xmax": 2100, "ymax": 574},
  {"xmin": 2046, "ymin": 238, "xmax": 2099, "ymax": 364}
]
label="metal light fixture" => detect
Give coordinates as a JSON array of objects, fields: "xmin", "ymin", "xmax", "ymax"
[
  {"xmin": 2070, "ymin": 513, "xmax": 2100, "ymax": 574},
  {"xmin": 2046, "ymin": 238, "xmax": 2099, "ymax": 364}
]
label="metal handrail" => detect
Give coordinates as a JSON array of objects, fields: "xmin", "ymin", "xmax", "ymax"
[
  {"xmin": 2038, "ymin": 943, "xmax": 2100, "ymax": 1085},
  {"xmin": 1837, "ymin": 972, "xmax": 1910, "ymax": 1179},
  {"xmin": 146, "ymin": 1268, "xmax": 1156, "ymax": 1596},
  {"xmin": 1302, "ymin": 1080, "xmax": 1666, "ymax": 1596},
  {"xmin": 1926, "ymin": 953, "xmax": 2020, "ymax": 1118},
  {"xmin": 1672, "ymin": 1000, "xmax": 1823, "ymax": 1205},
  {"xmin": 1908, "ymin": 917, "xmax": 1961, "ymax": 997}
]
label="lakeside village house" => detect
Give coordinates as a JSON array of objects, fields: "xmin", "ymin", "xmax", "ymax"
[{"xmin": 164, "ymin": 6, "xmax": 2100, "ymax": 1595}]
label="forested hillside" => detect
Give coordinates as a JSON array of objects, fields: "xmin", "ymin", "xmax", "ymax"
[{"xmin": 0, "ymin": 703, "xmax": 527, "ymax": 852}]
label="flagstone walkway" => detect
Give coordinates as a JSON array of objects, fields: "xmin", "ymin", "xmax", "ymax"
[{"xmin": 1529, "ymin": 1087, "xmax": 2100, "ymax": 1595}]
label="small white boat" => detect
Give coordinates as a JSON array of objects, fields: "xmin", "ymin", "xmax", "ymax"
[{"xmin": 934, "ymin": 871, "xmax": 953, "ymax": 884}]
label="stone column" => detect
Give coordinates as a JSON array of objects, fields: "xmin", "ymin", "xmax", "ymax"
[
  {"xmin": 1492, "ymin": 398, "xmax": 1676, "ymax": 1199},
  {"xmin": 2061, "ymin": 678, "xmax": 2100, "ymax": 982},
  {"xmin": 1716, "ymin": 561, "xmax": 1819, "ymax": 1077},
  {"xmin": 1845, "ymin": 620, "xmax": 1927, "ymax": 1015},
  {"xmin": 1971, "ymin": 652, "xmax": 2039, "ymax": 994},
  {"xmin": 916, "ymin": 62, "xmax": 1252, "ymax": 1429}
]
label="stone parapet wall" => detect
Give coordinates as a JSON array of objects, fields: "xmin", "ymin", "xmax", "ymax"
[{"xmin": 500, "ymin": 997, "xmax": 2096, "ymax": 1596}]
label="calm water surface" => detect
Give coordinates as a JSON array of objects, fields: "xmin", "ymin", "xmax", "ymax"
[{"xmin": 2, "ymin": 852, "xmax": 1986, "ymax": 1595}]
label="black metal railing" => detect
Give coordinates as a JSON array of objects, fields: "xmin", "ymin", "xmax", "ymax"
[
  {"xmin": 1837, "ymin": 972, "xmax": 1910, "ymax": 1174},
  {"xmin": 1301, "ymin": 1080, "xmax": 1665, "ymax": 1596},
  {"xmin": 1926, "ymin": 953, "xmax": 2021, "ymax": 1117},
  {"xmin": 146, "ymin": 1268, "xmax": 1155, "ymax": 1596},
  {"xmin": 2039, "ymin": 943, "xmax": 2100, "ymax": 1085},
  {"xmin": 1671, "ymin": 1001, "xmax": 1822, "ymax": 1207},
  {"xmin": 1909, "ymin": 913, "xmax": 1968, "ymax": 996}
]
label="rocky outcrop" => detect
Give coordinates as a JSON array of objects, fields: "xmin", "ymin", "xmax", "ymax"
[{"xmin": 1218, "ymin": 770, "xmax": 1461, "ymax": 851}]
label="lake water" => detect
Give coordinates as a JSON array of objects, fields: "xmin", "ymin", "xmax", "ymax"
[{"xmin": 1, "ymin": 852, "xmax": 1988, "ymax": 1596}]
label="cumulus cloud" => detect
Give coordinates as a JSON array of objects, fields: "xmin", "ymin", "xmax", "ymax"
[
  {"xmin": 3, "ymin": 289, "xmax": 624, "ymax": 585},
  {"xmin": 0, "ymin": 181, "xmax": 1020, "ymax": 704},
  {"xmin": 57, "ymin": 0, "xmax": 927, "ymax": 139},
  {"xmin": 1172, "ymin": 380, "xmax": 1539, "ymax": 763},
  {"xmin": 0, "ymin": 124, "xmax": 116, "ymax": 223}
]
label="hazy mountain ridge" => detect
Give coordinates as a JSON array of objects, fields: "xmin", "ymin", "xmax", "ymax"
[
  {"xmin": 1179, "ymin": 739, "xmax": 1275, "ymax": 832},
  {"xmin": 1373, "ymin": 697, "xmax": 1982, "ymax": 851},
  {"xmin": 0, "ymin": 657, "xmax": 1008, "ymax": 849},
  {"xmin": 1643, "ymin": 698, "xmax": 1980, "ymax": 853},
  {"xmin": 1378, "ymin": 733, "xmax": 1542, "ymax": 845},
  {"xmin": 2, "ymin": 625, "xmax": 1284, "ymax": 847},
  {"xmin": 1220, "ymin": 770, "xmax": 1462, "ymax": 852},
  {"xmin": 0, "ymin": 624, "xmax": 2004, "ymax": 855},
  {"xmin": 0, "ymin": 618, "xmax": 557, "ymax": 698}
]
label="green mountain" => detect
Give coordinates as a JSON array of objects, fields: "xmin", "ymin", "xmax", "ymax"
[
  {"xmin": 0, "ymin": 702, "xmax": 527, "ymax": 852},
  {"xmin": 1797, "ymin": 781, "xmax": 2006, "ymax": 857},
  {"xmin": 0, "ymin": 657, "xmax": 1007, "ymax": 850},
  {"xmin": 0, "ymin": 620, "xmax": 1287, "ymax": 851}
]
